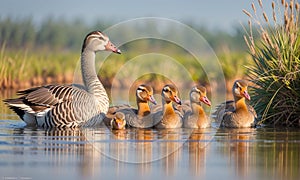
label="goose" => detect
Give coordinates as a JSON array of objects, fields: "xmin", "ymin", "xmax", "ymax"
[
  {"xmin": 3, "ymin": 31, "xmax": 121, "ymax": 128},
  {"xmin": 110, "ymin": 112, "xmax": 127, "ymax": 130},
  {"xmin": 182, "ymin": 85, "xmax": 211, "ymax": 128},
  {"xmin": 213, "ymin": 80, "xmax": 257, "ymax": 128},
  {"xmin": 152, "ymin": 84, "xmax": 183, "ymax": 129},
  {"xmin": 104, "ymin": 84, "xmax": 157, "ymax": 128}
]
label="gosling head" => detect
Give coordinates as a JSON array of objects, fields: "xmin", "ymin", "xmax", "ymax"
[
  {"xmin": 82, "ymin": 31, "xmax": 121, "ymax": 54},
  {"xmin": 110, "ymin": 112, "xmax": 126, "ymax": 130},
  {"xmin": 232, "ymin": 80, "xmax": 250, "ymax": 101},
  {"xmin": 162, "ymin": 84, "xmax": 181, "ymax": 105},
  {"xmin": 190, "ymin": 85, "xmax": 211, "ymax": 106},
  {"xmin": 136, "ymin": 84, "xmax": 157, "ymax": 105}
]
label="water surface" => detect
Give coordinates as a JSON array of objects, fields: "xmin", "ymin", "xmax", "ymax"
[
  {"xmin": 0, "ymin": 118, "xmax": 299, "ymax": 180},
  {"xmin": 0, "ymin": 91, "xmax": 299, "ymax": 180}
]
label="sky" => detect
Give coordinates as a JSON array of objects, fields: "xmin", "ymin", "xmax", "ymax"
[{"xmin": 0, "ymin": 0, "xmax": 273, "ymax": 32}]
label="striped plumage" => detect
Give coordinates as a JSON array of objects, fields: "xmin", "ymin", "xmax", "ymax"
[
  {"xmin": 213, "ymin": 80, "xmax": 257, "ymax": 128},
  {"xmin": 182, "ymin": 85, "xmax": 211, "ymax": 128},
  {"xmin": 4, "ymin": 31, "xmax": 121, "ymax": 128}
]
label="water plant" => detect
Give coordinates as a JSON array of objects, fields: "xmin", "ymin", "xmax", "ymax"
[{"xmin": 243, "ymin": 0, "xmax": 300, "ymax": 126}]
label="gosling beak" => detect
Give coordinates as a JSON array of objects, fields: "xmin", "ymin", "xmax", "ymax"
[
  {"xmin": 105, "ymin": 40, "xmax": 121, "ymax": 54},
  {"xmin": 149, "ymin": 95, "xmax": 157, "ymax": 105},
  {"xmin": 117, "ymin": 122, "xmax": 123, "ymax": 129},
  {"xmin": 173, "ymin": 96, "xmax": 182, "ymax": 105},
  {"xmin": 243, "ymin": 90, "xmax": 251, "ymax": 100},
  {"xmin": 116, "ymin": 120, "xmax": 125, "ymax": 129},
  {"xmin": 200, "ymin": 96, "xmax": 211, "ymax": 106}
]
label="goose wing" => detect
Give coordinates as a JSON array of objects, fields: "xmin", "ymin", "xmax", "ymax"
[
  {"xmin": 4, "ymin": 84, "xmax": 90, "ymax": 119},
  {"xmin": 212, "ymin": 100, "xmax": 235, "ymax": 122}
]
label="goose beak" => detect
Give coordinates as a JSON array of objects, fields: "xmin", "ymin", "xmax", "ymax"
[
  {"xmin": 243, "ymin": 90, "xmax": 251, "ymax": 100},
  {"xmin": 200, "ymin": 96, "xmax": 211, "ymax": 106},
  {"xmin": 105, "ymin": 40, "xmax": 121, "ymax": 54},
  {"xmin": 149, "ymin": 95, "xmax": 157, "ymax": 105},
  {"xmin": 173, "ymin": 96, "xmax": 182, "ymax": 105}
]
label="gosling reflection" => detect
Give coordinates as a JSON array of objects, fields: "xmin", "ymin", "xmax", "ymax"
[
  {"xmin": 187, "ymin": 129, "xmax": 210, "ymax": 177},
  {"xmin": 218, "ymin": 128, "xmax": 255, "ymax": 179},
  {"xmin": 159, "ymin": 129, "xmax": 183, "ymax": 176}
]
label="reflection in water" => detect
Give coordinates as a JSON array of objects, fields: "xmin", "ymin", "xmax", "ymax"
[
  {"xmin": 217, "ymin": 128, "xmax": 255, "ymax": 178},
  {"xmin": 215, "ymin": 128, "xmax": 300, "ymax": 180},
  {"xmin": 0, "ymin": 124, "xmax": 300, "ymax": 180},
  {"xmin": 187, "ymin": 129, "xmax": 210, "ymax": 177}
]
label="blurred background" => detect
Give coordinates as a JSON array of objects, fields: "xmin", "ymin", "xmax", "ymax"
[{"xmin": 0, "ymin": 0, "xmax": 273, "ymax": 91}]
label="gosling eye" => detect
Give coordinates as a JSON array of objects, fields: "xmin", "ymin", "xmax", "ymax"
[{"xmin": 137, "ymin": 87, "xmax": 146, "ymax": 92}]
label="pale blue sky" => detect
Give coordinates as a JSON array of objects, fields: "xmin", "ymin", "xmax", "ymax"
[{"xmin": 0, "ymin": 0, "xmax": 273, "ymax": 32}]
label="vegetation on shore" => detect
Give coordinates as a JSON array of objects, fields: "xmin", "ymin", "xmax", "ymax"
[
  {"xmin": 244, "ymin": 0, "xmax": 300, "ymax": 127},
  {"xmin": 0, "ymin": 18, "xmax": 253, "ymax": 91}
]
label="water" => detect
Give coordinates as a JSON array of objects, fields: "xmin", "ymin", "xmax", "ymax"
[
  {"xmin": 0, "ymin": 92, "xmax": 300, "ymax": 180},
  {"xmin": 0, "ymin": 120, "xmax": 299, "ymax": 180}
]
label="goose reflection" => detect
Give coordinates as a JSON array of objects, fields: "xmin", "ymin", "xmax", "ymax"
[
  {"xmin": 12, "ymin": 127, "xmax": 101, "ymax": 179},
  {"xmin": 215, "ymin": 128, "xmax": 255, "ymax": 179}
]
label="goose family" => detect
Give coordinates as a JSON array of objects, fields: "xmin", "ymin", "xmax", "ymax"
[
  {"xmin": 4, "ymin": 31, "xmax": 121, "ymax": 128},
  {"xmin": 182, "ymin": 86, "xmax": 211, "ymax": 129},
  {"xmin": 3, "ymin": 31, "xmax": 257, "ymax": 129},
  {"xmin": 105, "ymin": 84, "xmax": 157, "ymax": 129},
  {"xmin": 214, "ymin": 80, "xmax": 257, "ymax": 128}
]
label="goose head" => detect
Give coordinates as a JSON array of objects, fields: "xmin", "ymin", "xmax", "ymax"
[
  {"xmin": 136, "ymin": 84, "xmax": 157, "ymax": 105},
  {"xmin": 82, "ymin": 31, "xmax": 121, "ymax": 54},
  {"xmin": 110, "ymin": 112, "xmax": 126, "ymax": 130},
  {"xmin": 232, "ymin": 80, "xmax": 250, "ymax": 101},
  {"xmin": 162, "ymin": 84, "xmax": 182, "ymax": 105},
  {"xmin": 190, "ymin": 85, "xmax": 211, "ymax": 106}
]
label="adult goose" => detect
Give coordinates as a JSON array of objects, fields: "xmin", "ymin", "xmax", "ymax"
[
  {"xmin": 104, "ymin": 84, "xmax": 157, "ymax": 128},
  {"xmin": 4, "ymin": 31, "xmax": 121, "ymax": 128},
  {"xmin": 214, "ymin": 80, "xmax": 257, "ymax": 128},
  {"xmin": 182, "ymin": 85, "xmax": 211, "ymax": 128},
  {"xmin": 152, "ymin": 84, "xmax": 183, "ymax": 129}
]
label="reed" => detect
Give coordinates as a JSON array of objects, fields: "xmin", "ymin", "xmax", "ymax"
[
  {"xmin": 0, "ymin": 45, "xmax": 78, "ymax": 89},
  {"xmin": 244, "ymin": 0, "xmax": 300, "ymax": 127}
]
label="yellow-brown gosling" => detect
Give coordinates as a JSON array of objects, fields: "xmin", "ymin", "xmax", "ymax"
[
  {"xmin": 183, "ymin": 85, "xmax": 211, "ymax": 128},
  {"xmin": 214, "ymin": 80, "xmax": 257, "ymax": 128}
]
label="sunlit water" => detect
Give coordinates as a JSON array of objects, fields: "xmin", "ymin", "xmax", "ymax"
[{"xmin": 0, "ymin": 91, "xmax": 300, "ymax": 180}]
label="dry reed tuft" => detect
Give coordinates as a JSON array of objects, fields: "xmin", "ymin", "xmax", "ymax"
[{"xmin": 244, "ymin": 0, "xmax": 300, "ymax": 127}]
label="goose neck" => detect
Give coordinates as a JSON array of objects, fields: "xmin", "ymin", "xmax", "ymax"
[
  {"xmin": 81, "ymin": 50, "xmax": 101, "ymax": 94},
  {"xmin": 137, "ymin": 100, "xmax": 151, "ymax": 116},
  {"xmin": 235, "ymin": 97, "xmax": 248, "ymax": 113}
]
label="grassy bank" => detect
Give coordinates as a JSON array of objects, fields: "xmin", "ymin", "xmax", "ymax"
[{"xmin": 0, "ymin": 41, "xmax": 251, "ymax": 92}]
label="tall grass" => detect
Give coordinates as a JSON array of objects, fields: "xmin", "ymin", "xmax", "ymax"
[
  {"xmin": 244, "ymin": 0, "xmax": 300, "ymax": 127},
  {"xmin": 1, "ymin": 37, "xmax": 249, "ymax": 91},
  {"xmin": 0, "ymin": 45, "xmax": 78, "ymax": 89}
]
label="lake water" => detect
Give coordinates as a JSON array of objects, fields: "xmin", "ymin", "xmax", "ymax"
[{"xmin": 0, "ymin": 91, "xmax": 300, "ymax": 180}]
